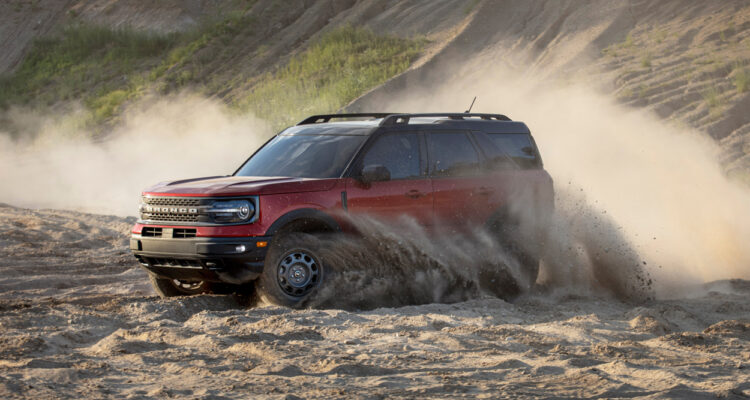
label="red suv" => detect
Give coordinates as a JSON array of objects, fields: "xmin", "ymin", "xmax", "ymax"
[{"xmin": 131, "ymin": 113, "xmax": 554, "ymax": 307}]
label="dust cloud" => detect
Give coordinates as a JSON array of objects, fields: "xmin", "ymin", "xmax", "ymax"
[
  {"xmin": 367, "ymin": 58, "xmax": 750, "ymax": 297},
  {"xmin": 0, "ymin": 94, "xmax": 270, "ymax": 215},
  {"xmin": 299, "ymin": 206, "xmax": 652, "ymax": 310},
  {"xmin": 306, "ymin": 215, "xmax": 522, "ymax": 310}
]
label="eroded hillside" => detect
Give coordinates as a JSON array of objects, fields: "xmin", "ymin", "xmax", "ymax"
[
  {"xmin": 2, "ymin": 2, "xmax": 747, "ymax": 147},
  {"xmin": 0, "ymin": 0, "xmax": 467, "ymax": 132},
  {"xmin": 348, "ymin": 0, "xmax": 750, "ymax": 181},
  {"xmin": 1, "ymin": 0, "xmax": 749, "ymax": 177}
]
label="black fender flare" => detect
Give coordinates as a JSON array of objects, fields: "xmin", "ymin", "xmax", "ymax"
[
  {"xmin": 264, "ymin": 208, "xmax": 342, "ymax": 237},
  {"xmin": 484, "ymin": 207, "xmax": 516, "ymax": 232}
]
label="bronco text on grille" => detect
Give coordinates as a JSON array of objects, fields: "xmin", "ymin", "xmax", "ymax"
[{"xmin": 140, "ymin": 197, "xmax": 202, "ymax": 223}]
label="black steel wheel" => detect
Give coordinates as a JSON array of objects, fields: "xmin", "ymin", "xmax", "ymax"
[
  {"xmin": 276, "ymin": 249, "xmax": 322, "ymax": 297},
  {"xmin": 258, "ymin": 233, "xmax": 326, "ymax": 308}
]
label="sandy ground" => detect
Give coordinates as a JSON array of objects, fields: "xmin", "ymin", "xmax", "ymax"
[{"xmin": 0, "ymin": 203, "xmax": 749, "ymax": 399}]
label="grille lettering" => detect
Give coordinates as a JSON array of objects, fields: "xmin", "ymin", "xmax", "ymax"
[{"xmin": 140, "ymin": 197, "xmax": 226, "ymax": 223}]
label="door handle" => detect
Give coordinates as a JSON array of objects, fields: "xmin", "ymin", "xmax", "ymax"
[
  {"xmin": 476, "ymin": 186, "xmax": 494, "ymax": 196},
  {"xmin": 405, "ymin": 189, "xmax": 425, "ymax": 199}
]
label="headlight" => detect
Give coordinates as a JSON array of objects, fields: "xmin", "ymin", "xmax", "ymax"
[{"xmin": 207, "ymin": 200, "xmax": 255, "ymax": 223}]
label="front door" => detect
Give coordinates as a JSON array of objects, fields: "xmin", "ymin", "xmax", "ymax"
[{"xmin": 345, "ymin": 132, "xmax": 433, "ymax": 227}]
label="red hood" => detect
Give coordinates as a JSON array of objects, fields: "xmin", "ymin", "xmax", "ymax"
[{"xmin": 143, "ymin": 176, "xmax": 339, "ymax": 196}]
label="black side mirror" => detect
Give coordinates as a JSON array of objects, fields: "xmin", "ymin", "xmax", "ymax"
[{"xmin": 360, "ymin": 164, "xmax": 391, "ymax": 183}]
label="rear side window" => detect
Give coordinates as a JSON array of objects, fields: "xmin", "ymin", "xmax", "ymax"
[
  {"xmin": 361, "ymin": 133, "xmax": 421, "ymax": 180},
  {"xmin": 427, "ymin": 133, "xmax": 481, "ymax": 177},
  {"xmin": 485, "ymin": 133, "xmax": 541, "ymax": 169}
]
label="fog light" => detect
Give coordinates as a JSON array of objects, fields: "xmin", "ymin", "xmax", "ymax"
[{"xmin": 235, "ymin": 245, "xmax": 246, "ymax": 253}]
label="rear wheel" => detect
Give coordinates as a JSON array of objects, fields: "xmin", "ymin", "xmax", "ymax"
[
  {"xmin": 149, "ymin": 274, "xmax": 211, "ymax": 297},
  {"xmin": 257, "ymin": 233, "xmax": 326, "ymax": 308},
  {"xmin": 485, "ymin": 217, "xmax": 540, "ymax": 295}
]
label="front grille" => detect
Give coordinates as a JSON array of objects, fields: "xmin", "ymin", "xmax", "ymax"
[
  {"xmin": 144, "ymin": 197, "xmax": 201, "ymax": 207},
  {"xmin": 142, "ymin": 227, "xmax": 162, "ymax": 237},
  {"xmin": 141, "ymin": 213, "xmax": 200, "ymax": 222},
  {"xmin": 173, "ymin": 228, "xmax": 196, "ymax": 238},
  {"xmin": 139, "ymin": 227, "xmax": 196, "ymax": 238},
  {"xmin": 138, "ymin": 256, "xmax": 224, "ymax": 269},
  {"xmin": 142, "ymin": 196, "xmax": 203, "ymax": 223},
  {"xmin": 143, "ymin": 257, "xmax": 204, "ymax": 268}
]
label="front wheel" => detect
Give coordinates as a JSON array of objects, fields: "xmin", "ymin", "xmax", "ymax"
[
  {"xmin": 149, "ymin": 274, "xmax": 211, "ymax": 297},
  {"xmin": 257, "ymin": 233, "xmax": 326, "ymax": 308}
]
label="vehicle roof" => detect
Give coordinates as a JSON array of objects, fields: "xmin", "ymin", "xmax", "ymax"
[{"xmin": 284, "ymin": 113, "xmax": 531, "ymax": 135}]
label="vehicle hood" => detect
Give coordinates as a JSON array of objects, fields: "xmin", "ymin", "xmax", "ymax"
[{"xmin": 143, "ymin": 176, "xmax": 339, "ymax": 196}]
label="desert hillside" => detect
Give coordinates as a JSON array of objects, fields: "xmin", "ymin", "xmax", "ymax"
[
  {"xmin": 2, "ymin": 0, "xmax": 749, "ymax": 177},
  {"xmin": 348, "ymin": 0, "xmax": 750, "ymax": 181}
]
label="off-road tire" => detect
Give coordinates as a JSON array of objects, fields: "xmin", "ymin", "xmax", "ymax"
[
  {"xmin": 257, "ymin": 232, "xmax": 326, "ymax": 308},
  {"xmin": 485, "ymin": 217, "xmax": 540, "ymax": 296},
  {"xmin": 149, "ymin": 274, "xmax": 212, "ymax": 298},
  {"xmin": 478, "ymin": 261, "xmax": 522, "ymax": 301}
]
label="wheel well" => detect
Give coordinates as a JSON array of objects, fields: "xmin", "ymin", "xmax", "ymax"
[
  {"xmin": 485, "ymin": 207, "xmax": 515, "ymax": 231},
  {"xmin": 265, "ymin": 208, "xmax": 342, "ymax": 237},
  {"xmin": 276, "ymin": 218, "xmax": 337, "ymax": 236}
]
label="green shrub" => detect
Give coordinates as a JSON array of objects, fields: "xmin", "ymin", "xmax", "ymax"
[
  {"xmin": 702, "ymin": 87, "xmax": 721, "ymax": 108},
  {"xmin": 623, "ymin": 33, "xmax": 634, "ymax": 48},
  {"xmin": 702, "ymin": 86, "xmax": 725, "ymax": 119},
  {"xmin": 734, "ymin": 65, "xmax": 749, "ymax": 93},
  {"xmin": 88, "ymin": 89, "xmax": 130, "ymax": 120}
]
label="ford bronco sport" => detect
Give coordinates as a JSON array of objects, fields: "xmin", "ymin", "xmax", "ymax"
[{"xmin": 131, "ymin": 113, "xmax": 554, "ymax": 307}]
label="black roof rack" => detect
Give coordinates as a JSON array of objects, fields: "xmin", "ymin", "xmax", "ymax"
[
  {"xmin": 380, "ymin": 113, "xmax": 511, "ymax": 126},
  {"xmin": 297, "ymin": 113, "xmax": 395, "ymax": 125},
  {"xmin": 296, "ymin": 113, "xmax": 513, "ymax": 126}
]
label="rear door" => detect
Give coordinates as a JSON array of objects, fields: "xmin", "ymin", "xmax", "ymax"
[
  {"xmin": 472, "ymin": 131, "xmax": 552, "ymax": 225},
  {"xmin": 345, "ymin": 131, "xmax": 433, "ymax": 226},
  {"xmin": 425, "ymin": 130, "xmax": 488, "ymax": 228}
]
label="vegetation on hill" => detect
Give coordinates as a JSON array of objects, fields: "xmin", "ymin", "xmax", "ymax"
[
  {"xmin": 238, "ymin": 26, "xmax": 426, "ymax": 129},
  {"xmin": 0, "ymin": 17, "xmax": 426, "ymax": 134},
  {"xmin": 0, "ymin": 25, "xmax": 178, "ymax": 122}
]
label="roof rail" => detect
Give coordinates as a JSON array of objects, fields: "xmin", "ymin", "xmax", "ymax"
[
  {"xmin": 297, "ymin": 113, "xmax": 395, "ymax": 125},
  {"xmin": 380, "ymin": 113, "xmax": 511, "ymax": 126}
]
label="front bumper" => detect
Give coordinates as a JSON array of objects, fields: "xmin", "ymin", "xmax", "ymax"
[{"xmin": 131, "ymin": 234, "xmax": 271, "ymax": 284}]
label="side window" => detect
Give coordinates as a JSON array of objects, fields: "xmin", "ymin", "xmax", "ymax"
[
  {"xmin": 486, "ymin": 133, "xmax": 541, "ymax": 169},
  {"xmin": 361, "ymin": 133, "xmax": 421, "ymax": 180},
  {"xmin": 427, "ymin": 133, "xmax": 481, "ymax": 177},
  {"xmin": 472, "ymin": 132, "xmax": 518, "ymax": 170}
]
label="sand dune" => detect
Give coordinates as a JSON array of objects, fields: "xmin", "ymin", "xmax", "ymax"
[{"xmin": 0, "ymin": 205, "xmax": 748, "ymax": 398}]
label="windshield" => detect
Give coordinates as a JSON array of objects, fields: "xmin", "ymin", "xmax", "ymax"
[{"xmin": 235, "ymin": 134, "xmax": 366, "ymax": 178}]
